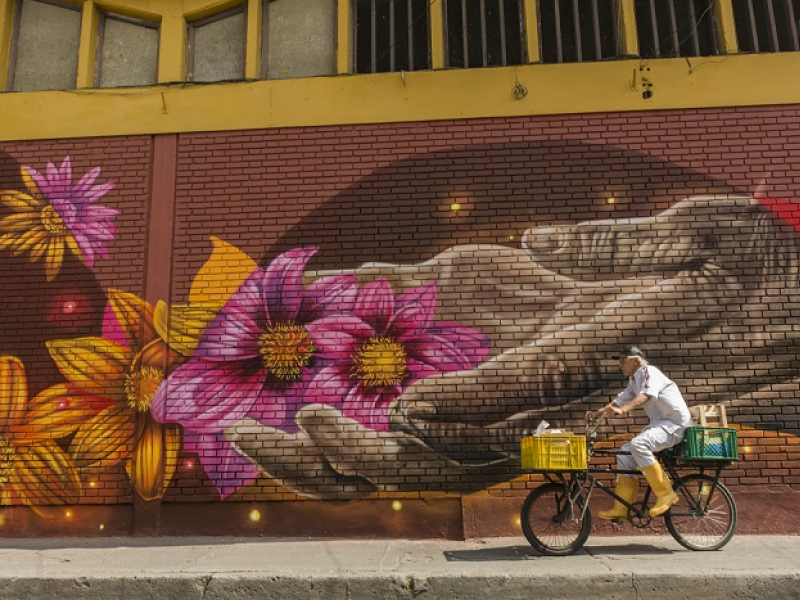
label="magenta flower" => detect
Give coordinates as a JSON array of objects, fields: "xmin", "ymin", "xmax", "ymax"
[
  {"xmin": 0, "ymin": 157, "xmax": 118, "ymax": 280},
  {"xmin": 151, "ymin": 247, "xmax": 358, "ymax": 496},
  {"xmin": 305, "ymin": 279, "xmax": 491, "ymax": 431}
]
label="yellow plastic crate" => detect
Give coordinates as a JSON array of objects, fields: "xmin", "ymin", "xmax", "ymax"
[{"xmin": 521, "ymin": 434, "xmax": 587, "ymax": 471}]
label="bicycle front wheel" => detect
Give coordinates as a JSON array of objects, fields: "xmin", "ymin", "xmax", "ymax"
[
  {"xmin": 665, "ymin": 473, "xmax": 737, "ymax": 551},
  {"xmin": 521, "ymin": 482, "xmax": 592, "ymax": 556}
]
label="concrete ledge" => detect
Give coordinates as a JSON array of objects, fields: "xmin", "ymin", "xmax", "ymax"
[{"xmin": 3, "ymin": 574, "xmax": 800, "ymax": 600}]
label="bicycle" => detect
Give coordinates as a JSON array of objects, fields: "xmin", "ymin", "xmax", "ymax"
[{"xmin": 519, "ymin": 416, "xmax": 738, "ymax": 556}]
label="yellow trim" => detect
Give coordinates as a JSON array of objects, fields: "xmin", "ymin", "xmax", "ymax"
[
  {"xmin": 0, "ymin": 0, "xmax": 14, "ymax": 91},
  {"xmin": 76, "ymin": 0, "xmax": 100, "ymax": 88},
  {"xmin": 184, "ymin": 0, "xmax": 244, "ymax": 23},
  {"xmin": 715, "ymin": 0, "xmax": 739, "ymax": 55},
  {"xmin": 430, "ymin": 0, "xmax": 444, "ymax": 69},
  {"xmin": 158, "ymin": 9, "xmax": 185, "ymax": 83},
  {"xmin": 244, "ymin": 0, "xmax": 260, "ymax": 79},
  {"xmin": 523, "ymin": 0, "xmax": 540, "ymax": 63},
  {"xmin": 93, "ymin": 1, "xmax": 162, "ymax": 21},
  {"xmin": 2, "ymin": 53, "xmax": 800, "ymax": 142},
  {"xmin": 337, "ymin": 0, "xmax": 350, "ymax": 74},
  {"xmin": 619, "ymin": 0, "xmax": 638, "ymax": 57}
]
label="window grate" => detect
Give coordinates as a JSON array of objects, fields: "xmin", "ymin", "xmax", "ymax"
[
  {"xmin": 635, "ymin": 0, "xmax": 718, "ymax": 58},
  {"xmin": 539, "ymin": 0, "xmax": 619, "ymax": 63},
  {"xmin": 732, "ymin": 0, "xmax": 800, "ymax": 53},
  {"xmin": 353, "ymin": 0, "xmax": 431, "ymax": 74},
  {"xmin": 443, "ymin": 0, "xmax": 525, "ymax": 68}
]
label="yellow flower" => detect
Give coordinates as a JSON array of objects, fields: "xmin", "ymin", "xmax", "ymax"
[
  {"xmin": 43, "ymin": 236, "xmax": 257, "ymax": 501},
  {"xmin": 0, "ymin": 356, "xmax": 84, "ymax": 506},
  {"xmin": 0, "ymin": 159, "xmax": 118, "ymax": 281}
]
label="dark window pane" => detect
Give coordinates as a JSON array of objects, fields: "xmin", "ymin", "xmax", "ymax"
[
  {"xmin": 540, "ymin": 0, "xmax": 617, "ymax": 63},
  {"xmin": 446, "ymin": 0, "xmax": 524, "ymax": 68},
  {"xmin": 503, "ymin": 0, "xmax": 524, "ymax": 63},
  {"xmin": 353, "ymin": 0, "xmax": 430, "ymax": 73},
  {"xmin": 635, "ymin": 0, "xmax": 717, "ymax": 58}
]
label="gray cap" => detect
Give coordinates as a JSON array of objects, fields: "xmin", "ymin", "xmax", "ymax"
[{"xmin": 610, "ymin": 345, "xmax": 646, "ymax": 359}]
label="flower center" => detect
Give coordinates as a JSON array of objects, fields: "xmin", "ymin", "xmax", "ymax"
[
  {"xmin": 0, "ymin": 439, "xmax": 15, "ymax": 485},
  {"xmin": 352, "ymin": 336, "xmax": 407, "ymax": 388},
  {"xmin": 258, "ymin": 322, "xmax": 315, "ymax": 381},
  {"xmin": 125, "ymin": 366, "xmax": 165, "ymax": 412},
  {"xmin": 40, "ymin": 205, "xmax": 67, "ymax": 235}
]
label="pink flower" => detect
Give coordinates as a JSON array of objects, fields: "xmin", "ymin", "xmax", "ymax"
[
  {"xmin": 305, "ymin": 279, "xmax": 491, "ymax": 431},
  {"xmin": 26, "ymin": 156, "xmax": 118, "ymax": 268},
  {"xmin": 151, "ymin": 247, "xmax": 357, "ymax": 496}
]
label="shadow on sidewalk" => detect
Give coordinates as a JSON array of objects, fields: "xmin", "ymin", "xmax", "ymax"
[{"xmin": 445, "ymin": 543, "xmax": 675, "ymax": 561}]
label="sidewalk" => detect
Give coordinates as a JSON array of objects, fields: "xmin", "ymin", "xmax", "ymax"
[{"xmin": 0, "ymin": 535, "xmax": 798, "ymax": 599}]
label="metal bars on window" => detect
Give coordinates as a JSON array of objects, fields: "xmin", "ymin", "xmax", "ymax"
[
  {"xmin": 634, "ymin": 0, "xmax": 718, "ymax": 58},
  {"xmin": 353, "ymin": 0, "xmax": 431, "ymax": 74},
  {"xmin": 539, "ymin": 0, "xmax": 619, "ymax": 63},
  {"xmin": 732, "ymin": 0, "xmax": 800, "ymax": 53},
  {"xmin": 443, "ymin": 0, "xmax": 525, "ymax": 68}
]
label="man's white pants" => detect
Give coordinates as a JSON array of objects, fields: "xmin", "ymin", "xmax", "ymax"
[{"xmin": 617, "ymin": 424, "xmax": 684, "ymax": 471}]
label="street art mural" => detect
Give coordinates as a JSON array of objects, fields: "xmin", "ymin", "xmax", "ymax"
[{"xmin": 0, "ymin": 142, "xmax": 798, "ymax": 516}]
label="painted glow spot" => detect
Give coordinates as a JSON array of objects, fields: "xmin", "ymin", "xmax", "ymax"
[
  {"xmin": 57, "ymin": 401, "xmax": 69, "ymax": 410},
  {"xmin": 65, "ymin": 510, "xmax": 72, "ymax": 519},
  {"xmin": 62, "ymin": 301, "xmax": 77, "ymax": 314},
  {"xmin": 450, "ymin": 202, "xmax": 461, "ymax": 212},
  {"xmin": 514, "ymin": 517, "xmax": 521, "ymax": 527},
  {"xmin": 249, "ymin": 510, "xmax": 262, "ymax": 523},
  {"xmin": 392, "ymin": 501, "xmax": 402, "ymax": 511},
  {"xmin": 606, "ymin": 197, "xmax": 616, "ymax": 205},
  {"xmin": 99, "ymin": 524, "xmax": 105, "ymax": 531}
]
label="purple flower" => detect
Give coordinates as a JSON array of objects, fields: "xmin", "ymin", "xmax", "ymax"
[
  {"xmin": 305, "ymin": 279, "xmax": 491, "ymax": 431},
  {"xmin": 26, "ymin": 156, "xmax": 119, "ymax": 269},
  {"xmin": 151, "ymin": 247, "xmax": 357, "ymax": 496}
]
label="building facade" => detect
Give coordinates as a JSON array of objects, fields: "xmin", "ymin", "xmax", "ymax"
[{"xmin": 0, "ymin": 0, "xmax": 798, "ymax": 537}]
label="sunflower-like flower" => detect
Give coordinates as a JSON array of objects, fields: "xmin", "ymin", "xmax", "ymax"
[
  {"xmin": 0, "ymin": 157, "xmax": 118, "ymax": 281},
  {"xmin": 46, "ymin": 291, "xmax": 189, "ymax": 501},
  {"xmin": 0, "ymin": 356, "xmax": 86, "ymax": 506}
]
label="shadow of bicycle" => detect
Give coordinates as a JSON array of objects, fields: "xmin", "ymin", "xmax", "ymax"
[{"xmin": 444, "ymin": 543, "xmax": 676, "ymax": 561}]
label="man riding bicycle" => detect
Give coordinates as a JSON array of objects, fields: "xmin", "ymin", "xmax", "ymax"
[{"xmin": 587, "ymin": 346, "xmax": 695, "ymax": 519}]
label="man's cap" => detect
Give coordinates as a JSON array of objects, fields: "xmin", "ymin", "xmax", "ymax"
[{"xmin": 610, "ymin": 345, "xmax": 646, "ymax": 359}]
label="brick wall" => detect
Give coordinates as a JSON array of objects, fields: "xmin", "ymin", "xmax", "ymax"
[{"xmin": 1, "ymin": 105, "xmax": 798, "ymax": 536}]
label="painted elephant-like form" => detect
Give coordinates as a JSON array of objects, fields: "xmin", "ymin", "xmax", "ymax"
[{"xmin": 226, "ymin": 194, "xmax": 800, "ymax": 499}]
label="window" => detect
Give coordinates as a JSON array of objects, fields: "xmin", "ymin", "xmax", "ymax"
[
  {"xmin": 732, "ymin": 0, "xmax": 800, "ymax": 53},
  {"xmin": 443, "ymin": 0, "xmax": 525, "ymax": 68},
  {"xmin": 539, "ymin": 0, "xmax": 619, "ymax": 63},
  {"xmin": 266, "ymin": 0, "xmax": 337, "ymax": 78},
  {"xmin": 96, "ymin": 13, "xmax": 159, "ymax": 88},
  {"xmin": 635, "ymin": 0, "xmax": 719, "ymax": 58},
  {"xmin": 353, "ymin": 0, "xmax": 431, "ymax": 73},
  {"xmin": 8, "ymin": 0, "xmax": 81, "ymax": 92},
  {"xmin": 187, "ymin": 6, "xmax": 246, "ymax": 82}
]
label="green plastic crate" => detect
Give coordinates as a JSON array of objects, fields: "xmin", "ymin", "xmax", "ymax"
[{"xmin": 680, "ymin": 427, "xmax": 739, "ymax": 461}]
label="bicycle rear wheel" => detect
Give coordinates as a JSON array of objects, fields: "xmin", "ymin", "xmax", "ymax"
[
  {"xmin": 664, "ymin": 473, "xmax": 736, "ymax": 551},
  {"xmin": 521, "ymin": 482, "xmax": 591, "ymax": 556}
]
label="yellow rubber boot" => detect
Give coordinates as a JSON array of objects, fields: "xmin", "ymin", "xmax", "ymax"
[
  {"xmin": 641, "ymin": 462, "xmax": 679, "ymax": 517},
  {"xmin": 597, "ymin": 476, "xmax": 638, "ymax": 520}
]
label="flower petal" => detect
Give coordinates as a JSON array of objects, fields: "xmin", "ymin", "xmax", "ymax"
[
  {"xmin": 128, "ymin": 415, "xmax": 181, "ymax": 501},
  {"xmin": 153, "ymin": 301, "xmax": 220, "ymax": 358},
  {"xmin": 0, "ymin": 190, "xmax": 41, "ymax": 211},
  {"xmin": 150, "ymin": 360, "xmax": 267, "ymax": 432},
  {"xmin": 355, "ymin": 279, "xmax": 395, "ymax": 333},
  {"xmin": 69, "ymin": 404, "xmax": 134, "ymax": 471},
  {"xmin": 0, "ymin": 211, "xmax": 38, "ymax": 232},
  {"xmin": 188, "ymin": 236, "xmax": 258, "ymax": 306},
  {"xmin": 13, "ymin": 440, "xmax": 81, "ymax": 504},
  {"xmin": 193, "ymin": 269, "xmax": 267, "ymax": 361},
  {"xmin": 305, "ymin": 315, "xmax": 374, "ymax": 359},
  {"xmin": 182, "ymin": 431, "xmax": 258, "ymax": 499},
  {"xmin": 17, "ymin": 383, "xmax": 104, "ymax": 440},
  {"xmin": 303, "ymin": 364, "xmax": 353, "ymax": 406},
  {"xmin": 0, "ymin": 356, "xmax": 27, "ymax": 435},
  {"xmin": 300, "ymin": 274, "xmax": 358, "ymax": 320},
  {"xmin": 47, "ymin": 337, "xmax": 133, "ymax": 403},
  {"xmin": 388, "ymin": 282, "xmax": 437, "ymax": 336},
  {"xmin": 44, "ymin": 236, "xmax": 65, "ymax": 282},
  {"xmin": 264, "ymin": 247, "xmax": 318, "ymax": 323},
  {"xmin": 402, "ymin": 323, "xmax": 491, "ymax": 372},
  {"xmin": 340, "ymin": 386, "xmax": 398, "ymax": 432},
  {"xmin": 105, "ymin": 289, "xmax": 157, "ymax": 352}
]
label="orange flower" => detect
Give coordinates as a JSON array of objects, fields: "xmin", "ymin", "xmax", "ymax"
[{"xmin": 0, "ymin": 356, "xmax": 84, "ymax": 506}]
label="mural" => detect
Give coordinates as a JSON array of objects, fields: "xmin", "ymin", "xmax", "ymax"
[{"xmin": 0, "ymin": 145, "xmax": 798, "ymax": 511}]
